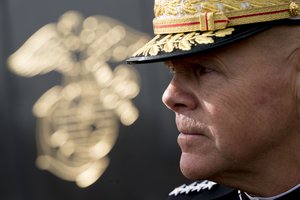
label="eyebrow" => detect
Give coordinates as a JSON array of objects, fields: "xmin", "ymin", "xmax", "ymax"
[{"xmin": 165, "ymin": 54, "xmax": 215, "ymax": 67}]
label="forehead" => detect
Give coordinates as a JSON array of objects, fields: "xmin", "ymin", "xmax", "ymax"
[
  {"xmin": 166, "ymin": 26, "xmax": 289, "ymax": 67},
  {"xmin": 165, "ymin": 39, "xmax": 253, "ymax": 68}
]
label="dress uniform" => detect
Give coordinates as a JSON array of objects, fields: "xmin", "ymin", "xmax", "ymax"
[
  {"xmin": 166, "ymin": 180, "xmax": 300, "ymax": 200},
  {"xmin": 127, "ymin": 0, "xmax": 300, "ymax": 199}
]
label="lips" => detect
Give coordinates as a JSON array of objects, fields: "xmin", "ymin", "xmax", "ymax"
[
  {"xmin": 176, "ymin": 120, "xmax": 208, "ymax": 137},
  {"xmin": 178, "ymin": 131, "xmax": 208, "ymax": 141},
  {"xmin": 175, "ymin": 115, "xmax": 208, "ymax": 134},
  {"xmin": 179, "ymin": 132, "xmax": 205, "ymax": 136},
  {"xmin": 177, "ymin": 132, "xmax": 209, "ymax": 153},
  {"xmin": 176, "ymin": 116, "xmax": 210, "ymax": 152}
]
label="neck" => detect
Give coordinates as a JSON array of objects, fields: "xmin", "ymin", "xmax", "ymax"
[
  {"xmin": 213, "ymin": 134, "xmax": 300, "ymax": 197},
  {"xmin": 245, "ymin": 183, "xmax": 300, "ymax": 200}
]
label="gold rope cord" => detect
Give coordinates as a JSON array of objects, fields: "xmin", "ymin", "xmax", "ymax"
[{"xmin": 154, "ymin": 0, "xmax": 291, "ymax": 18}]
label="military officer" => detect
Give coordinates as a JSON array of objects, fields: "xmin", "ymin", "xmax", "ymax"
[{"xmin": 127, "ymin": 0, "xmax": 300, "ymax": 199}]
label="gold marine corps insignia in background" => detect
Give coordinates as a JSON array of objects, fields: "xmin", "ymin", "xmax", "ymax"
[{"xmin": 7, "ymin": 11, "xmax": 149, "ymax": 188}]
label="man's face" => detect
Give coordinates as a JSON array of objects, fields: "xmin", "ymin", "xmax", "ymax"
[{"xmin": 162, "ymin": 28, "xmax": 299, "ymax": 183}]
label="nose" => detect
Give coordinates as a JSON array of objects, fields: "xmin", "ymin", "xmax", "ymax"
[{"xmin": 162, "ymin": 78, "xmax": 197, "ymax": 113}]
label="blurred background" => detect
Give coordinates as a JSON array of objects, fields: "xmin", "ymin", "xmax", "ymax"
[{"xmin": 0, "ymin": 0, "xmax": 187, "ymax": 200}]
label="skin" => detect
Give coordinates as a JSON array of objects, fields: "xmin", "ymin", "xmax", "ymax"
[{"xmin": 162, "ymin": 25, "xmax": 300, "ymax": 197}]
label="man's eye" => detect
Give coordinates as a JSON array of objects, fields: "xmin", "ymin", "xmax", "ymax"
[{"xmin": 196, "ymin": 65, "xmax": 214, "ymax": 75}]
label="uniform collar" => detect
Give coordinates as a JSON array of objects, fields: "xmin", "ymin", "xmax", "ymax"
[{"xmin": 243, "ymin": 183, "xmax": 300, "ymax": 200}]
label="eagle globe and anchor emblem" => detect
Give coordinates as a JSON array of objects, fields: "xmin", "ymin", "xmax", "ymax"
[{"xmin": 8, "ymin": 11, "xmax": 149, "ymax": 187}]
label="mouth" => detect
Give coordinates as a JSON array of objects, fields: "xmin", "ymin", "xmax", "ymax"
[
  {"xmin": 177, "ymin": 123, "xmax": 209, "ymax": 137},
  {"xmin": 178, "ymin": 131, "xmax": 208, "ymax": 141},
  {"xmin": 175, "ymin": 116, "xmax": 210, "ymax": 147},
  {"xmin": 176, "ymin": 115, "xmax": 208, "ymax": 133},
  {"xmin": 175, "ymin": 117, "xmax": 211, "ymax": 153},
  {"xmin": 180, "ymin": 132, "xmax": 205, "ymax": 136},
  {"xmin": 177, "ymin": 131, "xmax": 209, "ymax": 153}
]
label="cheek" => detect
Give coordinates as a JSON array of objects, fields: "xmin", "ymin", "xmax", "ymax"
[
  {"xmin": 208, "ymin": 94, "xmax": 254, "ymax": 146},
  {"xmin": 204, "ymin": 84, "xmax": 288, "ymax": 162}
]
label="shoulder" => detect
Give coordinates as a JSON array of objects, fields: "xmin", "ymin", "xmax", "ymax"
[{"xmin": 166, "ymin": 180, "xmax": 240, "ymax": 200}]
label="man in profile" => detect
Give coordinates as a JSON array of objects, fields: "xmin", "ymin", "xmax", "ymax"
[{"xmin": 128, "ymin": 0, "xmax": 300, "ymax": 199}]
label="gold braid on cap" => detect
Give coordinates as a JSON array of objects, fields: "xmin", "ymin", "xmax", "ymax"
[
  {"xmin": 133, "ymin": 0, "xmax": 300, "ymax": 57},
  {"xmin": 153, "ymin": 0, "xmax": 299, "ymax": 34}
]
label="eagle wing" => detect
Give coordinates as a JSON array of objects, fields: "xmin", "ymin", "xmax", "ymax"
[{"xmin": 7, "ymin": 23, "xmax": 74, "ymax": 77}]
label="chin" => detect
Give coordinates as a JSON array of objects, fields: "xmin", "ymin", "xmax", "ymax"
[
  {"xmin": 179, "ymin": 153, "xmax": 214, "ymax": 180},
  {"xmin": 180, "ymin": 167, "xmax": 201, "ymax": 180}
]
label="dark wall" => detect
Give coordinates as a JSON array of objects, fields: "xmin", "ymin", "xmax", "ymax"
[{"xmin": 0, "ymin": 0, "xmax": 186, "ymax": 200}]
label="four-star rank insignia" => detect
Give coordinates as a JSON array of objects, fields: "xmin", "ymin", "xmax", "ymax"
[{"xmin": 169, "ymin": 180, "xmax": 217, "ymax": 196}]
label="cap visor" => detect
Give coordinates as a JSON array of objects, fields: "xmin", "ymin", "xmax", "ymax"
[{"xmin": 127, "ymin": 23, "xmax": 272, "ymax": 64}]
